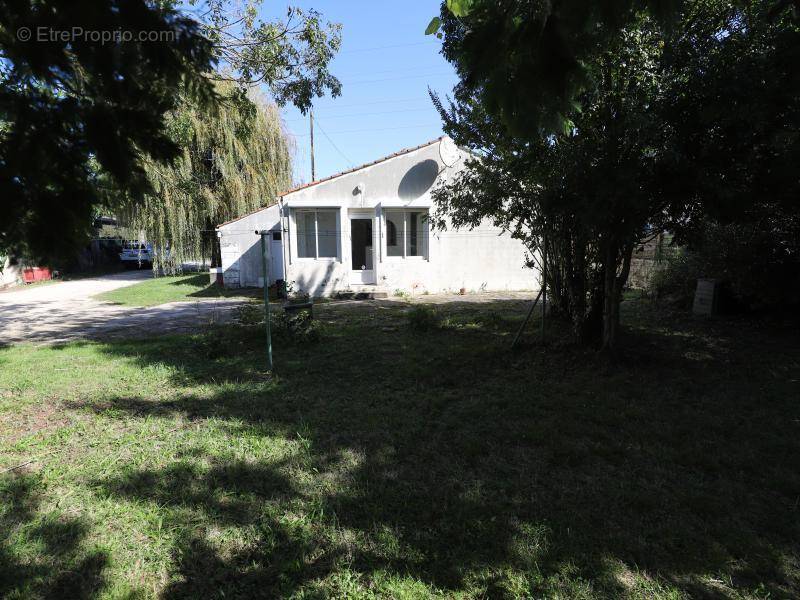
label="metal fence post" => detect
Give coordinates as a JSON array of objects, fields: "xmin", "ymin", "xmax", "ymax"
[{"xmin": 259, "ymin": 231, "xmax": 273, "ymax": 371}]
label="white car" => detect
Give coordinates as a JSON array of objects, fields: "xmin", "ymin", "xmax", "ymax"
[{"xmin": 119, "ymin": 241, "xmax": 153, "ymax": 267}]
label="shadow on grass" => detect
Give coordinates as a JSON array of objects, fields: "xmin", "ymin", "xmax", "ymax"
[
  {"xmin": 172, "ymin": 273, "xmax": 262, "ymax": 301},
  {"xmin": 0, "ymin": 474, "xmax": 109, "ymax": 599},
  {"xmin": 51, "ymin": 300, "xmax": 800, "ymax": 596}
]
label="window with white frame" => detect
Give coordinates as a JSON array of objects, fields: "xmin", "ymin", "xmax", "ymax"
[
  {"xmin": 296, "ymin": 209, "xmax": 338, "ymax": 259},
  {"xmin": 385, "ymin": 210, "xmax": 427, "ymax": 258}
]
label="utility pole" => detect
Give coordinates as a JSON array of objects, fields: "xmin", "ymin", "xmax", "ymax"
[{"xmin": 310, "ymin": 108, "xmax": 316, "ymax": 181}]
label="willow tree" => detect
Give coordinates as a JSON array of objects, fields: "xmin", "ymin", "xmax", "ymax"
[
  {"xmin": 0, "ymin": 0, "xmax": 214, "ymax": 263},
  {"xmin": 119, "ymin": 82, "xmax": 292, "ymax": 272}
]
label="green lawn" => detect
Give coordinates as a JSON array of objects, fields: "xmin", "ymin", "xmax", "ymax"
[
  {"xmin": 94, "ymin": 273, "xmax": 259, "ymax": 307},
  {"xmin": 1, "ymin": 299, "xmax": 798, "ymax": 599}
]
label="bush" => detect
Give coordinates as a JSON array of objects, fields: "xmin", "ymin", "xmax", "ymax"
[
  {"xmin": 653, "ymin": 221, "xmax": 800, "ymax": 312},
  {"xmin": 650, "ymin": 250, "xmax": 700, "ymax": 308},
  {"xmin": 235, "ymin": 304, "xmax": 323, "ymax": 343},
  {"xmin": 406, "ymin": 306, "xmax": 440, "ymax": 331},
  {"xmin": 272, "ymin": 309, "xmax": 324, "ymax": 343}
]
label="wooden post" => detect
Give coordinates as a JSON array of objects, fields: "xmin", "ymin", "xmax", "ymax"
[{"xmin": 511, "ymin": 287, "xmax": 543, "ymax": 349}]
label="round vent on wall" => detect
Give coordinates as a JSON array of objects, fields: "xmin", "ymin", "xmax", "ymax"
[{"xmin": 439, "ymin": 137, "xmax": 460, "ymax": 167}]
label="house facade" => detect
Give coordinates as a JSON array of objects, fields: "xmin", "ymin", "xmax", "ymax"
[{"xmin": 216, "ymin": 137, "xmax": 535, "ymax": 296}]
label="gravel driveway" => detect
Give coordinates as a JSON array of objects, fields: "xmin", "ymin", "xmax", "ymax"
[{"xmin": 0, "ymin": 271, "xmax": 247, "ymax": 345}]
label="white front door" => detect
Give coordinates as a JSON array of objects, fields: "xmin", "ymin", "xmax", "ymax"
[{"xmin": 349, "ymin": 216, "xmax": 375, "ymax": 284}]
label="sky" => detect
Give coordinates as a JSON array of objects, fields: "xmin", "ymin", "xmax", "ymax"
[{"xmin": 257, "ymin": 1, "xmax": 458, "ymax": 186}]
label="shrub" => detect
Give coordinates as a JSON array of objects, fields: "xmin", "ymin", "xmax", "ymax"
[
  {"xmin": 653, "ymin": 221, "xmax": 800, "ymax": 311},
  {"xmin": 235, "ymin": 304, "xmax": 323, "ymax": 343},
  {"xmin": 650, "ymin": 250, "xmax": 699, "ymax": 308},
  {"xmin": 406, "ymin": 306, "xmax": 440, "ymax": 331},
  {"xmin": 272, "ymin": 309, "xmax": 323, "ymax": 343},
  {"xmin": 235, "ymin": 303, "xmax": 264, "ymax": 326}
]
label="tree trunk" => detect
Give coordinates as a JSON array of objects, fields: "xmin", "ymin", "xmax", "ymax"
[
  {"xmin": 210, "ymin": 234, "xmax": 221, "ymax": 268},
  {"xmin": 601, "ymin": 241, "xmax": 634, "ymax": 353},
  {"xmin": 569, "ymin": 236, "xmax": 588, "ymax": 343},
  {"xmin": 601, "ymin": 245, "xmax": 619, "ymax": 352}
]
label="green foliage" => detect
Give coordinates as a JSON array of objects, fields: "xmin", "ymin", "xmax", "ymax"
[
  {"xmin": 393, "ymin": 288, "xmax": 410, "ymax": 299},
  {"xmin": 434, "ymin": 0, "xmax": 684, "ymax": 135},
  {"xmin": 0, "ymin": 0, "xmax": 215, "ymax": 263},
  {"xmin": 433, "ymin": 18, "xmax": 667, "ymax": 349},
  {"xmin": 425, "ymin": 16, "xmax": 442, "ymax": 36},
  {"xmin": 660, "ymin": 0, "xmax": 800, "ymax": 234},
  {"xmin": 649, "ymin": 250, "xmax": 697, "ymax": 307},
  {"xmin": 116, "ymin": 82, "xmax": 292, "ymax": 273},
  {"xmin": 271, "ymin": 308, "xmax": 324, "ymax": 343},
  {"xmin": 653, "ymin": 220, "xmax": 800, "ymax": 311},
  {"xmin": 446, "ymin": 0, "xmax": 475, "ymax": 18},
  {"xmin": 651, "ymin": 1, "xmax": 800, "ymax": 311},
  {"xmin": 433, "ymin": 0, "xmax": 800, "ymax": 347},
  {"xmin": 406, "ymin": 305, "xmax": 441, "ymax": 331},
  {"xmin": 0, "ymin": 0, "xmax": 342, "ymax": 264},
  {"xmin": 191, "ymin": 0, "xmax": 342, "ymax": 111}
]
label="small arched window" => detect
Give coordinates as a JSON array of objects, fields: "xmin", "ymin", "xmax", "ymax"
[{"xmin": 386, "ymin": 219, "xmax": 398, "ymax": 247}]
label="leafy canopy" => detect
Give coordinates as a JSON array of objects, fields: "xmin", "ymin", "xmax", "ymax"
[
  {"xmin": 0, "ymin": 0, "xmax": 216, "ymax": 262},
  {"xmin": 0, "ymin": 0, "xmax": 342, "ymax": 263},
  {"xmin": 432, "ymin": 19, "xmax": 668, "ymax": 349},
  {"xmin": 190, "ymin": 0, "xmax": 342, "ymax": 111},
  {"xmin": 428, "ymin": 0, "xmax": 684, "ymax": 135},
  {"xmin": 116, "ymin": 82, "xmax": 292, "ymax": 273}
]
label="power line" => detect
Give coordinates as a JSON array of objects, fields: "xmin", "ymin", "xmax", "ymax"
[
  {"xmin": 287, "ymin": 123, "xmax": 442, "ymax": 137},
  {"xmin": 332, "ymin": 63, "xmax": 453, "ymax": 79},
  {"xmin": 312, "ymin": 115, "xmax": 355, "ymax": 169},
  {"xmin": 343, "ymin": 71, "xmax": 454, "ymax": 86},
  {"xmin": 339, "ymin": 40, "xmax": 439, "ymax": 54},
  {"xmin": 294, "ymin": 96, "xmax": 434, "ymax": 111},
  {"xmin": 284, "ymin": 107, "xmax": 435, "ymax": 123}
]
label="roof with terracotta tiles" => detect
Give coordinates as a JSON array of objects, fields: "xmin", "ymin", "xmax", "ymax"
[{"xmin": 216, "ymin": 136, "xmax": 445, "ymax": 229}]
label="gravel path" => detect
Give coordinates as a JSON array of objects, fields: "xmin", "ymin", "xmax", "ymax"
[{"xmin": 0, "ymin": 271, "xmax": 248, "ymax": 345}]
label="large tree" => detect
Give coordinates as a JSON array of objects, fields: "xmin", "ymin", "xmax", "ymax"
[
  {"xmin": 0, "ymin": 0, "xmax": 216, "ymax": 262},
  {"xmin": 0, "ymin": 0, "xmax": 341, "ymax": 264},
  {"xmin": 115, "ymin": 2, "xmax": 342, "ymax": 272},
  {"xmin": 115, "ymin": 82, "xmax": 292, "ymax": 272},
  {"xmin": 659, "ymin": 0, "xmax": 800, "ymax": 236},
  {"xmin": 431, "ymin": 0, "xmax": 800, "ymax": 351},
  {"xmin": 426, "ymin": 0, "xmax": 684, "ymax": 135},
  {"xmin": 191, "ymin": 0, "xmax": 342, "ymax": 107},
  {"xmin": 432, "ymin": 22, "xmax": 667, "ymax": 350}
]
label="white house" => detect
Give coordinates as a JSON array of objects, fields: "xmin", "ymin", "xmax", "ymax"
[{"xmin": 215, "ymin": 136, "xmax": 535, "ymax": 296}]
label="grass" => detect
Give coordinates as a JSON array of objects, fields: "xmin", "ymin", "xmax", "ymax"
[
  {"xmin": 0, "ymin": 298, "xmax": 798, "ymax": 598},
  {"xmin": 94, "ymin": 273, "xmax": 260, "ymax": 307}
]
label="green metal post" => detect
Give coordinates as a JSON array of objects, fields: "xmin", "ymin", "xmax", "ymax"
[{"xmin": 259, "ymin": 232, "xmax": 273, "ymax": 371}]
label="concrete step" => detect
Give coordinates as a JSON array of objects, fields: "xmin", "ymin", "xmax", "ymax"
[{"xmin": 335, "ymin": 286, "xmax": 390, "ymax": 300}]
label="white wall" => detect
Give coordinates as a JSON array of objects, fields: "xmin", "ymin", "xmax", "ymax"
[
  {"xmin": 379, "ymin": 217, "xmax": 535, "ymax": 293},
  {"xmin": 216, "ymin": 138, "xmax": 538, "ymax": 295},
  {"xmin": 281, "ymin": 138, "xmax": 537, "ymax": 296},
  {"xmin": 216, "ymin": 205, "xmax": 281, "ymax": 288},
  {"xmin": 283, "ymin": 211, "xmax": 535, "ymax": 296},
  {"xmin": 0, "ymin": 257, "xmax": 21, "ymax": 289}
]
